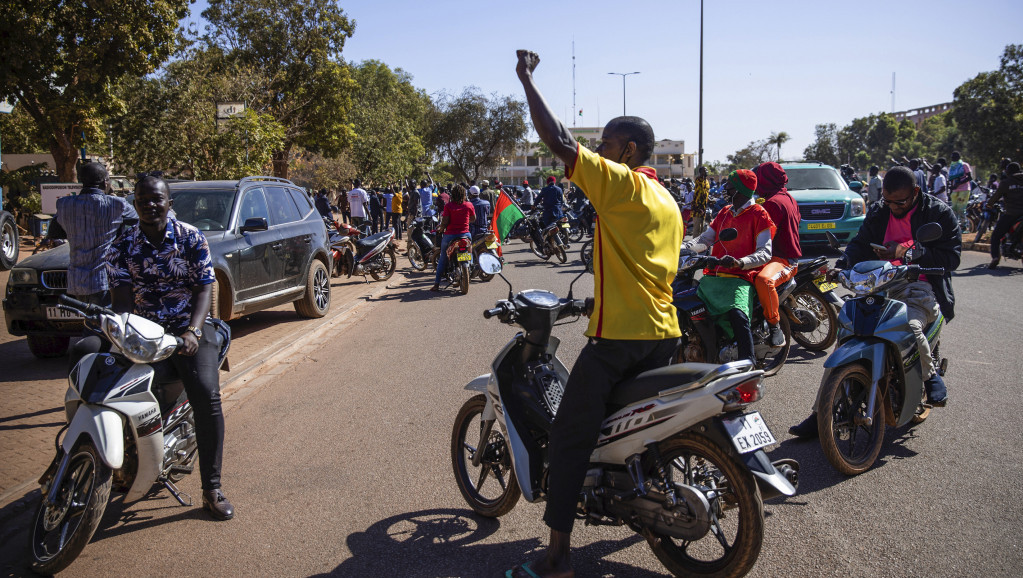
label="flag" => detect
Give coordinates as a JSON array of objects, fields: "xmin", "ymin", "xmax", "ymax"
[{"xmin": 491, "ymin": 190, "xmax": 525, "ymax": 256}]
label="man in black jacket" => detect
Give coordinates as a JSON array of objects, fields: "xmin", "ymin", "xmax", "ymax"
[
  {"xmin": 790, "ymin": 166, "xmax": 960, "ymax": 438},
  {"xmin": 986, "ymin": 162, "xmax": 1023, "ymax": 269}
]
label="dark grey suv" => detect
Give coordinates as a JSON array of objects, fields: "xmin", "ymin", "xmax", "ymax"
[{"xmin": 4, "ymin": 176, "xmax": 332, "ymax": 358}]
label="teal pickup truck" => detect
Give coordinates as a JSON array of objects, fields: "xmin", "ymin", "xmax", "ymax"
[{"xmin": 780, "ymin": 162, "xmax": 866, "ymax": 246}]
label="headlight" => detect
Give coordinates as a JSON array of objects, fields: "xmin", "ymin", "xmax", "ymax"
[
  {"xmin": 113, "ymin": 319, "xmax": 176, "ymax": 364},
  {"xmin": 850, "ymin": 197, "xmax": 865, "ymax": 217},
  {"xmin": 877, "ymin": 268, "xmax": 897, "ymax": 286},
  {"xmin": 9, "ymin": 269, "xmax": 38, "ymax": 286}
]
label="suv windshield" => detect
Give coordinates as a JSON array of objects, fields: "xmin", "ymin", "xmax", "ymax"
[
  {"xmin": 786, "ymin": 168, "xmax": 848, "ymax": 191},
  {"xmin": 170, "ymin": 188, "xmax": 236, "ymax": 231}
]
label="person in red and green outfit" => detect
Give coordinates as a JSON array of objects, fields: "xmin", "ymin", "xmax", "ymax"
[
  {"xmin": 507, "ymin": 49, "xmax": 684, "ymax": 578},
  {"xmin": 682, "ymin": 169, "xmax": 776, "ymax": 363}
]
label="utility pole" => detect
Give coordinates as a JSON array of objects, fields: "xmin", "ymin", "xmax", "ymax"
[
  {"xmin": 572, "ymin": 40, "xmax": 576, "ymax": 128},
  {"xmin": 608, "ymin": 71, "xmax": 640, "ymax": 116},
  {"xmin": 698, "ymin": 0, "xmax": 704, "ymax": 170}
]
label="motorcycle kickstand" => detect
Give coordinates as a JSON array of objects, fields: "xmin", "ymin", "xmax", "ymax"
[{"xmin": 160, "ymin": 476, "xmax": 193, "ymax": 506}]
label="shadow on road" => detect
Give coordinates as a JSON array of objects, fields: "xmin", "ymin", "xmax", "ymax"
[
  {"xmin": 0, "ymin": 407, "xmax": 63, "ymax": 432},
  {"xmin": 316, "ymin": 508, "xmax": 663, "ymax": 577},
  {"xmin": 0, "ymin": 340, "xmax": 68, "ymax": 384},
  {"xmin": 954, "ymin": 262, "xmax": 1023, "ymax": 277}
]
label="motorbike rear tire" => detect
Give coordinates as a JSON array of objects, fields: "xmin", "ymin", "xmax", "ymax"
[
  {"xmin": 789, "ymin": 290, "xmax": 839, "ymax": 352},
  {"xmin": 818, "ymin": 364, "xmax": 884, "ymax": 475},
  {"xmin": 458, "ymin": 262, "xmax": 470, "ymax": 295},
  {"xmin": 553, "ymin": 244, "xmax": 567, "ymax": 264},
  {"xmin": 407, "ymin": 241, "xmax": 426, "ymax": 271},
  {"xmin": 30, "ymin": 444, "xmax": 112, "ymax": 575},
  {"xmin": 568, "ymin": 225, "xmax": 584, "ymax": 243},
  {"xmin": 528, "ymin": 238, "xmax": 549, "ymax": 260},
  {"xmin": 974, "ymin": 219, "xmax": 990, "ymax": 244},
  {"xmin": 580, "ymin": 240, "xmax": 594, "ymax": 274},
  {"xmin": 370, "ymin": 247, "xmax": 397, "ymax": 281},
  {"xmin": 759, "ymin": 314, "xmax": 790, "ymax": 378},
  {"xmin": 450, "ymin": 394, "xmax": 521, "ymax": 517},
  {"xmin": 644, "ymin": 433, "xmax": 764, "ymax": 578}
]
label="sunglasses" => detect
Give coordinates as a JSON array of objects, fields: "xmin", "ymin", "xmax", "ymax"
[{"xmin": 881, "ymin": 195, "xmax": 914, "ymax": 207}]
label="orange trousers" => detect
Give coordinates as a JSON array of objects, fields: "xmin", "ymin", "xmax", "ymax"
[{"xmin": 755, "ymin": 257, "xmax": 797, "ymax": 325}]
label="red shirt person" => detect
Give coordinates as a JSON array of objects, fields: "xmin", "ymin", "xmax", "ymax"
[
  {"xmin": 429, "ymin": 184, "xmax": 475, "ymax": 291},
  {"xmin": 753, "ymin": 161, "xmax": 802, "ymax": 346}
]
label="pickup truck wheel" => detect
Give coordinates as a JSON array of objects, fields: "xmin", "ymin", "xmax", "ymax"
[
  {"xmin": 0, "ymin": 212, "xmax": 19, "ymax": 270},
  {"xmin": 294, "ymin": 260, "xmax": 330, "ymax": 318},
  {"xmin": 27, "ymin": 335, "xmax": 70, "ymax": 359}
]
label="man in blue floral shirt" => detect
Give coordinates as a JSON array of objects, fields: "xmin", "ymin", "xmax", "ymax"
[{"xmin": 105, "ymin": 175, "xmax": 234, "ymax": 520}]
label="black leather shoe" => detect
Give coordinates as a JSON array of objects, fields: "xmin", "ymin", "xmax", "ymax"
[
  {"xmin": 788, "ymin": 413, "xmax": 819, "ymax": 439},
  {"xmin": 202, "ymin": 489, "xmax": 234, "ymax": 521}
]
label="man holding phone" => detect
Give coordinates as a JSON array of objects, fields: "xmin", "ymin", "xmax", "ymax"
[{"xmin": 790, "ymin": 166, "xmax": 961, "ymax": 438}]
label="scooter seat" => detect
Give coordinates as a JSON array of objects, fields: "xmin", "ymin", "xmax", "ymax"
[
  {"xmin": 355, "ymin": 231, "xmax": 391, "ymax": 253},
  {"xmin": 796, "ymin": 255, "xmax": 828, "ymax": 270},
  {"xmin": 608, "ymin": 362, "xmax": 722, "ymax": 408}
]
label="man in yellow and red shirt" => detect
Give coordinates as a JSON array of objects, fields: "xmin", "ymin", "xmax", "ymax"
[
  {"xmin": 683, "ymin": 169, "xmax": 776, "ymax": 364},
  {"xmin": 510, "ymin": 49, "xmax": 684, "ymax": 578}
]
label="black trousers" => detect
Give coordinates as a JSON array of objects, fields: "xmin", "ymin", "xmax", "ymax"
[
  {"xmin": 390, "ymin": 212, "xmax": 403, "ymax": 239},
  {"xmin": 371, "ymin": 210, "xmax": 383, "ymax": 234},
  {"xmin": 543, "ymin": 336, "xmax": 680, "ymax": 534},
  {"xmin": 727, "ymin": 309, "xmax": 755, "ymax": 364},
  {"xmin": 70, "ymin": 320, "xmax": 225, "ymax": 491},
  {"xmin": 990, "ymin": 213, "xmax": 1022, "ymax": 259}
]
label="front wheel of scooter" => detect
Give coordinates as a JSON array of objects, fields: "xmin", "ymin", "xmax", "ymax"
[
  {"xmin": 451, "ymin": 394, "xmax": 520, "ymax": 517},
  {"xmin": 30, "ymin": 443, "xmax": 112, "ymax": 575},
  {"xmin": 818, "ymin": 364, "xmax": 885, "ymax": 475}
]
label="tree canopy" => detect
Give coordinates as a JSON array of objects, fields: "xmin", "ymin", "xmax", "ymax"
[
  {"xmin": 427, "ymin": 88, "xmax": 528, "ymax": 182},
  {"xmin": 952, "ymin": 44, "xmax": 1023, "ymax": 168}
]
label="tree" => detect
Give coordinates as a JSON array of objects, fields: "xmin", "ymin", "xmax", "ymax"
[
  {"xmin": 0, "ymin": 0, "xmax": 188, "ymax": 181},
  {"xmin": 0, "ymin": 106, "xmax": 49, "ymax": 154},
  {"xmin": 427, "ymin": 88, "xmax": 528, "ymax": 182},
  {"xmin": 725, "ymin": 138, "xmax": 772, "ymax": 172},
  {"xmin": 837, "ymin": 115, "xmax": 876, "ymax": 166},
  {"xmin": 768, "ymin": 131, "xmax": 791, "ymax": 161},
  {"xmin": 952, "ymin": 44, "xmax": 1023, "ymax": 169},
  {"xmin": 803, "ymin": 123, "xmax": 839, "ymax": 166},
  {"xmin": 347, "ymin": 60, "xmax": 431, "ymax": 183},
  {"xmin": 866, "ymin": 113, "xmax": 899, "ymax": 166},
  {"xmin": 200, "ymin": 0, "xmax": 358, "ymax": 179}
]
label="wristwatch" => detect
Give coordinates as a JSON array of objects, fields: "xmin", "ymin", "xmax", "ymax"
[{"xmin": 186, "ymin": 325, "xmax": 203, "ymax": 339}]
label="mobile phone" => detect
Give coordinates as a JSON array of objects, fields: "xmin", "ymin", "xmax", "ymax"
[{"xmin": 870, "ymin": 243, "xmax": 887, "ymax": 251}]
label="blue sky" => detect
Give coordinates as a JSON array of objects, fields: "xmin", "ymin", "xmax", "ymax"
[{"xmin": 186, "ymin": 0, "xmax": 1022, "ymax": 165}]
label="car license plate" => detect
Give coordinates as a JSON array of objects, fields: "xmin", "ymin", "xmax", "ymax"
[
  {"xmin": 813, "ymin": 275, "xmax": 839, "ymax": 292},
  {"xmin": 806, "ymin": 222, "xmax": 836, "ymax": 230},
  {"xmin": 721, "ymin": 412, "xmax": 776, "ymax": 454},
  {"xmin": 457, "ymin": 252, "xmax": 471, "ymax": 262},
  {"xmin": 46, "ymin": 306, "xmax": 83, "ymax": 320}
]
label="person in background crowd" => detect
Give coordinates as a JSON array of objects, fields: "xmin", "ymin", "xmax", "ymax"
[
  {"xmin": 753, "ymin": 162, "xmax": 801, "ymax": 347},
  {"xmin": 437, "ymin": 184, "xmax": 451, "ymax": 214},
  {"xmin": 338, "ymin": 187, "xmax": 351, "ymax": 224},
  {"xmin": 479, "ymin": 180, "xmax": 496, "ymax": 209},
  {"xmin": 314, "ymin": 188, "xmax": 333, "ymax": 219},
  {"xmin": 469, "ymin": 187, "xmax": 491, "ymax": 237},
  {"xmin": 910, "ymin": 159, "xmax": 929, "ymax": 196},
  {"xmin": 389, "ymin": 186, "xmax": 404, "ymax": 240},
  {"xmin": 693, "ymin": 165, "xmax": 710, "ymax": 235},
  {"xmin": 369, "ymin": 188, "xmax": 384, "ymax": 234},
  {"xmin": 468, "ymin": 179, "xmax": 480, "ymax": 198},
  {"xmin": 948, "ymin": 151, "xmax": 972, "ymax": 219},
  {"xmin": 520, "ymin": 180, "xmax": 535, "ymax": 211},
  {"xmin": 347, "ymin": 179, "xmax": 369, "ymax": 226},
  {"xmin": 988, "ymin": 173, "xmax": 999, "ymax": 192},
  {"xmin": 429, "ymin": 184, "xmax": 475, "ymax": 292},
  {"xmin": 418, "ymin": 175, "xmax": 436, "ymax": 218},
  {"xmin": 930, "ymin": 164, "xmax": 948, "ymax": 204},
  {"xmin": 867, "ymin": 165, "xmax": 883, "ymax": 204},
  {"xmin": 987, "ymin": 162, "xmax": 1023, "ymax": 269},
  {"xmin": 54, "ymin": 162, "xmax": 138, "ymax": 308},
  {"xmin": 382, "ymin": 187, "xmax": 394, "ymax": 231}
]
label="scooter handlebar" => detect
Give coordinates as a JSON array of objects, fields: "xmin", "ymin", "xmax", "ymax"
[{"xmin": 58, "ymin": 294, "xmax": 114, "ymax": 317}]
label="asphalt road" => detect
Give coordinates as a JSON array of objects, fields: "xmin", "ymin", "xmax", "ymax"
[{"xmin": 2, "ymin": 240, "xmax": 1021, "ymax": 577}]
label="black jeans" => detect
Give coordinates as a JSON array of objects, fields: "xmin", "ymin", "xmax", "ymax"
[
  {"xmin": 390, "ymin": 212, "xmax": 403, "ymax": 239},
  {"xmin": 543, "ymin": 336, "xmax": 680, "ymax": 534},
  {"xmin": 990, "ymin": 213, "xmax": 1022, "ymax": 259},
  {"xmin": 727, "ymin": 309, "xmax": 755, "ymax": 364},
  {"xmin": 371, "ymin": 210, "xmax": 383, "ymax": 234},
  {"xmin": 70, "ymin": 320, "xmax": 225, "ymax": 491}
]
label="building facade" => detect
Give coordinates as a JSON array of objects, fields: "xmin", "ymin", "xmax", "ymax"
[{"xmin": 893, "ymin": 102, "xmax": 953, "ymax": 128}]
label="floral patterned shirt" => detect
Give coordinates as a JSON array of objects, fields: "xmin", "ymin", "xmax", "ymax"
[{"xmin": 106, "ymin": 218, "xmax": 214, "ymax": 333}]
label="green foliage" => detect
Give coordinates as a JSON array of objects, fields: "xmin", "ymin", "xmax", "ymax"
[
  {"xmin": 534, "ymin": 167, "xmax": 565, "ymax": 182},
  {"xmin": 768, "ymin": 131, "xmax": 791, "ymax": 161},
  {"xmin": 347, "ymin": 60, "xmax": 431, "ymax": 183},
  {"xmin": 0, "ymin": 0, "xmax": 188, "ymax": 180},
  {"xmin": 0, "ymin": 163, "xmax": 48, "ymax": 214},
  {"xmin": 803, "ymin": 123, "xmax": 840, "ymax": 166},
  {"xmin": 427, "ymin": 88, "xmax": 528, "ymax": 182},
  {"xmin": 288, "ymin": 149, "xmax": 357, "ymax": 191},
  {"xmin": 952, "ymin": 44, "xmax": 1023, "ymax": 170},
  {"xmin": 0, "ymin": 107, "xmax": 48, "ymax": 154},
  {"xmin": 201, "ymin": 0, "xmax": 358, "ymax": 178},
  {"xmin": 725, "ymin": 138, "xmax": 772, "ymax": 172}
]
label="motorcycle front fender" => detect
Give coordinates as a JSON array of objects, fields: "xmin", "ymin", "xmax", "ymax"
[
  {"xmin": 816, "ymin": 338, "xmax": 887, "ymax": 413},
  {"xmin": 62, "ymin": 405, "xmax": 124, "ymax": 469},
  {"xmin": 822, "ymin": 288, "xmax": 844, "ymax": 308}
]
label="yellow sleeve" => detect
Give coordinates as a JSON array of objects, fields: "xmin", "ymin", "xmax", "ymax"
[{"xmin": 566, "ymin": 144, "xmax": 637, "ymax": 215}]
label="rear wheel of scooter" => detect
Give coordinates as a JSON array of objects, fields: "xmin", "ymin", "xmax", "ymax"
[
  {"xmin": 644, "ymin": 433, "xmax": 764, "ymax": 577},
  {"xmin": 789, "ymin": 289, "xmax": 838, "ymax": 352},
  {"xmin": 580, "ymin": 240, "xmax": 594, "ymax": 273},
  {"xmin": 554, "ymin": 244, "xmax": 567, "ymax": 264},
  {"xmin": 759, "ymin": 314, "xmax": 790, "ymax": 378},
  {"xmin": 451, "ymin": 394, "xmax": 520, "ymax": 517},
  {"xmin": 458, "ymin": 262, "xmax": 470, "ymax": 295},
  {"xmin": 30, "ymin": 444, "xmax": 112, "ymax": 575},
  {"xmin": 407, "ymin": 241, "xmax": 426, "ymax": 271},
  {"xmin": 528, "ymin": 238, "xmax": 549, "ymax": 260},
  {"xmin": 818, "ymin": 364, "xmax": 884, "ymax": 475},
  {"xmin": 568, "ymin": 224, "xmax": 584, "ymax": 243},
  {"xmin": 370, "ymin": 247, "xmax": 397, "ymax": 281}
]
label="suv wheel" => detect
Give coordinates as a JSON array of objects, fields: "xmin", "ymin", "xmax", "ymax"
[
  {"xmin": 0, "ymin": 212, "xmax": 19, "ymax": 270},
  {"xmin": 27, "ymin": 335, "xmax": 70, "ymax": 359},
  {"xmin": 294, "ymin": 260, "xmax": 330, "ymax": 318}
]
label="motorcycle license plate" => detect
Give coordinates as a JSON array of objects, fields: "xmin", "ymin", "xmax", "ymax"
[
  {"xmin": 457, "ymin": 252, "xmax": 471, "ymax": 262},
  {"xmin": 806, "ymin": 222, "xmax": 836, "ymax": 230},
  {"xmin": 46, "ymin": 306, "xmax": 83, "ymax": 320},
  {"xmin": 561, "ymin": 223, "xmax": 570, "ymax": 228},
  {"xmin": 721, "ymin": 412, "xmax": 776, "ymax": 454},
  {"xmin": 813, "ymin": 275, "xmax": 839, "ymax": 292}
]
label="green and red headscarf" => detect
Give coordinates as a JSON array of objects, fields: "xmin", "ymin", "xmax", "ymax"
[{"xmin": 727, "ymin": 169, "xmax": 758, "ymax": 199}]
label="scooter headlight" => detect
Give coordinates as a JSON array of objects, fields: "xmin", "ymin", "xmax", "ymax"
[
  {"xmin": 102, "ymin": 315, "xmax": 124, "ymax": 344},
  {"xmin": 118, "ymin": 320, "xmax": 176, "ymax": 364}
]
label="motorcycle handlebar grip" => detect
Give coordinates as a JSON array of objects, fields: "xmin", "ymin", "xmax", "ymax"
[
  {"xmin": 917, "ymin": 267, "xmax": 946, "ymax": 275},
  {"xmin": 484, "ymin": 307, "xmax": 503, "ymax": 319}
]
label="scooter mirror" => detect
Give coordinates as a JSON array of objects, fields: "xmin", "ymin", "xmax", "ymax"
[
  {"xmin": 478, "ymin": 252, "xmax": 502, "ymax": 275},
  {"xmin": 915, "ymin": 222, "xmax": 943, "ymax": 244},
  {"xmin": 825, "ymin": 231, "xmax": 841, "ymax": 250},
  {"xmin": 719, "ymin": 228, "xmax": 738, "ymax": 242}
]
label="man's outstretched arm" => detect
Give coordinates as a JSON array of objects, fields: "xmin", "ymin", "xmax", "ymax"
[{"xmin": 516, "ymin": 50, "xmax": 578, "ymax": 170}]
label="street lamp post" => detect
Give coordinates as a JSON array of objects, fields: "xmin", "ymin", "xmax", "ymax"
[
  {"xmin": 698, "ymin": 0, "xmax": 704, "ymax": 170},
  {"xmin": 608, "ymin": 71, "xmax": 640, "ymax": 116}
]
